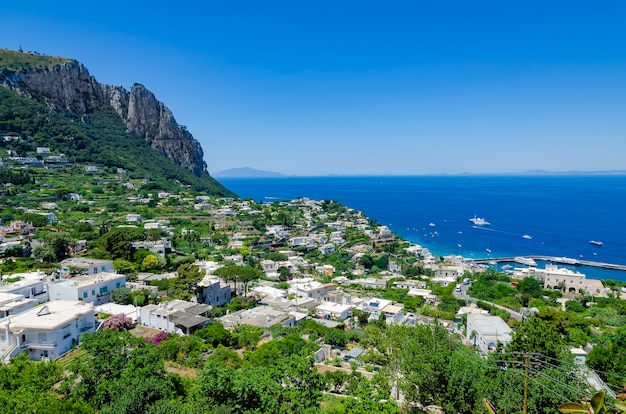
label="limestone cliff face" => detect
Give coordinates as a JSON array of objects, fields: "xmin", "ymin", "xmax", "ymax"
[{"xmin": 1, "ymin": 59, "xmax": 206, "ymax": 175}]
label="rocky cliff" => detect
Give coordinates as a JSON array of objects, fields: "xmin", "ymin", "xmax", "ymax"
[{"xmin": 0, "ymin": 51, "xmax": 206, "ymax": 175}]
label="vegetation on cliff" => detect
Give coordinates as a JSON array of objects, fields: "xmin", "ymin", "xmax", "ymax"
[
  {"xmin": 0, "ymin": 48, "xmax": 72, "ymax": 72},
  {"xmin": 0, "ymin": 86, "xmax": 232, "ymax": 195}
]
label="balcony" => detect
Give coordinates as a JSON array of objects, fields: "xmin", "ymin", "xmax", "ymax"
[{"xmin": 23, "ymin": 342, "xmax": 57, "ymax": 350}]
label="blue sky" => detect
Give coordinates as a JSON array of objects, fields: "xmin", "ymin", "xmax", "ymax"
[{"xmin": 2, "ymin": 1, "xmax": 626, "ymax": 176}]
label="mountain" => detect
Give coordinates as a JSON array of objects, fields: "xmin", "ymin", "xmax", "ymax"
[
  {"xmin": 0, "ymin": 48, "xmax": 232, "ymax": 195},
  {"xmin": 213, "ymin": 167, "xmax": 284, "ymax": 178}
]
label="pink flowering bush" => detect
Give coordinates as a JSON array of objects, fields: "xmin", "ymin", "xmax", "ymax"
[
  {"xmin": 100, "ymin": 313, "xmax": 134, "ymax": 331},
  {"xmin": 147, "ymin": 331, "xmax": 169, "ymax": 345}
]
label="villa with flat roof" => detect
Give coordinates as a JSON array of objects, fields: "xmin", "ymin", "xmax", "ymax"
[
  {"xmin": 48, "ymin": 273, "xmax": 126, "ymax": 305},
  {"xmin": 466, "ymin": 313, "xmax": 512, "ymax": 352},
  {"xmin": 0, "ymin": 300, "xmax": 95, "ymax": 363},
  {"xmin": 59, "ymin": 258, "xmax": 114, "ymax": 277}
]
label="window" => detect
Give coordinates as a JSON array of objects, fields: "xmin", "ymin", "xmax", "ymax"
[
  {"xmin": 92, "ymin": 289, "xmax": 95, "ymax": 296},
  {"xmin": 116, "ymin": 282, "xmax": 121, "ymax": 289},
  {"xmin": 99, "ymin": 286, "xmax": 108, "ymax": 295},
  {"xmin": 101, "ymin": 266, "xmax": 106, "ymax": 271},
  {"xmin": 83, "ymin": 291, "xmax": 88, "ymax": 299},
  {"xmin": 38, "ymin": 332, "xmax": 47, "ymax": 342}
]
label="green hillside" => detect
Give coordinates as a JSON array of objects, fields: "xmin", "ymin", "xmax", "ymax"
[
  {"xmin": 0, "ymin": 86, "xmax": 233, "ymax": 195},
  {"xmin": 0, "ymin": 48, "xmax": 72, "ymax": 71}
]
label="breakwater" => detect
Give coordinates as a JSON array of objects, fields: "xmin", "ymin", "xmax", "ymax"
[{"xmin": 470, "ymin": 256, "xmax": 626, "ymax": 271}]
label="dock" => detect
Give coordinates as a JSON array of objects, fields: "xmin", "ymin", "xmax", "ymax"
[{"xmin": 469, "ymin": 256, "xmax": 626, "ymax": 272}]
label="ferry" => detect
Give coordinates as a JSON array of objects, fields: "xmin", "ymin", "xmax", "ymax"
[
  {"xmin": 514, "ymin": 256, "xmax": 537, "ymax": 267},
  {"xmin": 553, "ymin": 256, "xmax": 581, "ymax": 266},
  {"xmin": 589, "ymin": 240, "xmax": 603, "ymax": 246},
  {"xmin": 470, "ymin": 215, "xmax": 490, "ymax": 226}
]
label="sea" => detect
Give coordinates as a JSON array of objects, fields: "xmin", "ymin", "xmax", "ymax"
[{"xmin": 219, "ymin": 175, "xmax": 626, "ymax": 282}]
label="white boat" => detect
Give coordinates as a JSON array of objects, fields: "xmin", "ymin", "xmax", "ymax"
[
  {"xmin": 589, "ymin": 240, "xmax": 603, "ymax": 246},
  {"xmin": 486, "ymin": 248, "xmax": 492, "ymax": 253},
  {"xmin": 470, "ymin": 215, "xmax": 490, "ymax": 226},
  {"xmin": 522, "ymin": 234, "xmax": 532, "ymax": 240},
  {"xmin": 514, "ymin": 256, "xmax": 537, "ymax": 266},
  {"xmin": 429, "ymin": 222, "xmax": 436, "ymax": 227},
  {"xmin": 553, "ymin": 256, "xmax": 581, "ymax": 266}
]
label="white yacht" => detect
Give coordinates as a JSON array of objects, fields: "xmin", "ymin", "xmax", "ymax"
[
  {"xmin": 514, "ymin": 257, "xmax": 537, "ymax": 267},
  {"xmin": 552, "ymin": 257, "xmax": 581, "ymax": 266},
  {"xmin": 522, "ymin": 234, "xmax": 532, "ymax": 240},
  {"xmin": 470, "ymin": 215, "xmax": 490, "ymax": 226}
]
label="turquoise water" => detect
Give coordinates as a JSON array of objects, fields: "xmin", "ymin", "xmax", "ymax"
[{"xmin": 220, "ymin": 175, "xmax": 626, "ymax": 281}]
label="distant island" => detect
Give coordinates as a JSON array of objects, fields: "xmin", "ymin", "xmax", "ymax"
[{"xmin": 213, "ymin": 167, "xmax": 284, "ymax": 178}]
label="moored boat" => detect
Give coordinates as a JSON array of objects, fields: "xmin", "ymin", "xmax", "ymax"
[
  {"xmin": 514, "ymin": 256, "xmax": 537, "ymax": 266},
  {"xmin": 589, "ymin": 240, "xmax": 603, "ymax": 246},
  {"xmin": 552, "ymin": 256, "xmax": 581, "ymax": 266}
]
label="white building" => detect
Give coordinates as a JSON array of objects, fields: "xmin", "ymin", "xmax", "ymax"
[
  {"xmin": 356, "ymin": 298, "xmax": 405, "ymax": 324},
  {"xmin": 315, "ymin": 302, "xmax": 353, "ymax": 320},
  {"xmin": 132, "ymin": 240, "xmax": 171, "ymax": 258},
  {"xmin": 435, "ymin": 266, "xmax": 464, "ymax": 279},
  {"xmin": 466, "ymin": 314, "xmax": 512, "ymax": 352},
  {"xmin": 514, "ymin": 264, "xmax": 605, "ymax": 296},
  {"xmin": 59, "ymin": 258, "xmax": 114, "ymax": 277},
  {"xmin": 0, "ymin": 279, "xmax": 48, "ymax": 304},
  {"xmin": 0, "ymin": 300, "xmax": 95, "ymax": 363},
  {"xmin": 196, "ymin": 275, "xmax": 231, "ymax": 307},
  {"xmin": 289, "ymin": 281, "xmax": 337, "ymax": 299},
  {"xmin": 0, "ymin": 292, "xmax": 35, "ymax": 319},
  {"xmin": 217, "ymin": 306, "xmax": 296, "ymax": 330},
  {"xmin": 48, "ymin": 273, "xmax": 126, "ymax": 305},
  {"xmin": 138, "ymin": 300, "xmax": 211, "ymax": 335}
]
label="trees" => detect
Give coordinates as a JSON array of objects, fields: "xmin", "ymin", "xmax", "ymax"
[
  {"xmin": 113, "ymin": 259, "xmax": 137, "ymax": 280},
  {"xmin": 64, "ymin": 330, "xmax": 180, "ymax": 413},
  {"xmin": 110, "ymin": 287, "xmax": 133, "ymax": 305},
  {"xmin": 506, "ymin": 314, "xmax": 567, "ymax": 361},
  {"xmin": 324, "ymin": 328, "xmax": 348, "ymax": 347},
  {"xmin": 33, "ymin": 232, "xmax": 75, "ymax": 262},
  {"xmin": 171, "ymin": 263, "xmax": 203, "ymax": 300},
  {"xmin": 99, "ymin": 227, "xmax": 143, "ymax": 260},
  {"xmin": 279, "ymin": 266, "xmax": 292, "ymax": 282},
  {"xmin": 214, "ymin": 265, "xmax": 261, "ymax": 296}
]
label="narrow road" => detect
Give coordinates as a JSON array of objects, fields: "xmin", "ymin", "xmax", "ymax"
[{"xmin": 453, "ymin": 283, "xmax": 523, "ymax": 321}]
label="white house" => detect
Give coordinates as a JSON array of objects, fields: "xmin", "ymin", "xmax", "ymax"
[
  {"xmin": 315, "ymin": 302, "xmax": 353, "ymax": 320},
  {"xmin": 196, "ymin": 275, "xmax": 231, "ymax": 307},
  {"xmin": 132, "ymin": 240, "xmax": 171, "ymax": 258},
  {"xmin": 466, "ymin": 313, "xmax": 512, "ymax": 352},
  {"xmin": 0, "ymin": 300, "xmax": 95, "ymax": 363},
  {"xmin": 289, "ymin": 281, "xmax": 337, "ymax": 299},
  {"xmin": 217, "ymin": 306, "xmax": 296, "ymax": 330},
  {"xmin": 126, "ymin": 213, "xmax": 141, "ymax": 223},
  {"xmin": 435, "ymin": 266, "xmax": 464, "ymax": 279},
  {"xmin": 0, "ymin": 279, "xmax": 48, "ymax": 304},
  {"xmin": 0, "ymin": 293, "xmax": 35, "ymax": 319},
  {"xmin": 138, "ymin": 300, "xmax": 211, "ymax": 335},
  {"xmin": 48, "ymin": 273, "xmax": 126, "ymax": 305},
  {"xmin": 59, "ymin": 258, "xmax": 114, "ymax": 277}
]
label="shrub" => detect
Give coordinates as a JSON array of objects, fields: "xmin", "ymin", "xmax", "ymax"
[{"xmin": 100, "ymin": 313, "xmax": 134, "ymax": 331}]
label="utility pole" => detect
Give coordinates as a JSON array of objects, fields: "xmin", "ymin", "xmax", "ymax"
[{"xmin": 523, "ymin": 352, "xmax": 529, "ymax": 414}]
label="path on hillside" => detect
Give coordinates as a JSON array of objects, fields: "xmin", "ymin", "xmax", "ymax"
[{"xmin": 453, "ymin": 283, "xmax": 523, "ymax": 321}]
